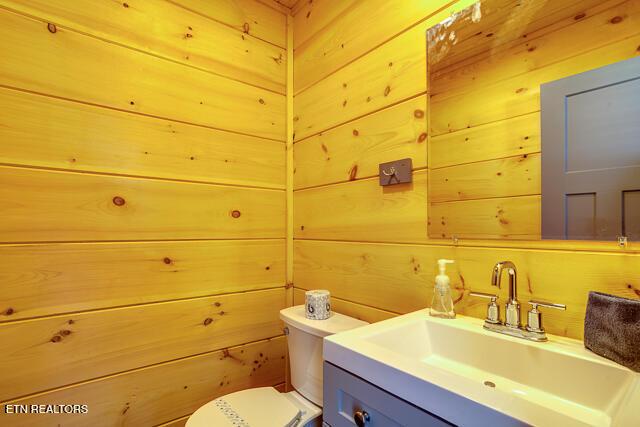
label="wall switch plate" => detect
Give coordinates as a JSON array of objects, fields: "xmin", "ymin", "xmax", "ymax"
[{"xmin": 379, "ymin": 158, "xmax": 412, "ymax": 186}]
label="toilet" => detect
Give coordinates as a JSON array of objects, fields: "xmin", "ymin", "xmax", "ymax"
[{"xmin": 186, "ymin": 305, "xmax": 368, "ymax": 427}]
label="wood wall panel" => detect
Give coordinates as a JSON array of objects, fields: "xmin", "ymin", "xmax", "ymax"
[
  {"xmin": 1, "ymin": 0, "xmax": 286, "ymax": 93},
  {"xmin": 272, "ymin": 0, "xmax": 298, "ymax": 8},
  {"xmin": 292, "ymin": 0, "xmax": 639, "ymax": 343},
  {"xmin": 294, "ymin": 240, "xmax": 640, "ymax": 339},
  {"xmin": 0, "ymin": 288, "xmax": 284, "ymax": 402},
  {"xmin": 0, "ymin": 166, "xmax": 285, "ymax": 242},
  {"xmin": 0, "ymin": 0, "xmax": 288, "ymax": 422},
  {"xmin": 294, "ymin": 96, "xmax": 427, "ymax": 189},
  {"xmin": 294, "ymin": 171, "xmax": 428, "ymax": 242},
  {"xmin": 293, "ymin": 288, "xmax": 396, "ymax": 324},
  {"xmin": 0, "ymin": 240, "xmax": 284, "ymax": 322},
  {"xmin": 169, "ymin": 0, "xmax": 287, "ymax": 47},
  {"xmin": 0, "ymin": 337, "xmax": 286, "ymax": 426},
  {"xmin": 292, "ymin": 0, "xmax": 480, "ymax": 141},
  {"xmin": 293, "ymin": 23, "xmax": 427, "ymax": 141},
  {"xmin": 0, "ymin": 8, "xmax": 285, "ymax": 140},
  {"xmin": 0, "ymin": 88, "xmax": 285, "ymax": 189},
  {"xmin": 292, "ymin": 0, "xmax": 357, "ymax": 48},
  {"xmin": 293, "ymin": 0, "xmax": 473, "ymax": 92}
]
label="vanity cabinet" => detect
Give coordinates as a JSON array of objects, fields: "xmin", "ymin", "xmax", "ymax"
[{"xmin": 323, "ymin": 362, "xmax": 453, "ymax": 427}]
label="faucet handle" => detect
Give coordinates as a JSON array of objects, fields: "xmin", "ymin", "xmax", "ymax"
[
  {"xmin": 526, "ymin": 300, "xmax": 566, "ymax": 333},
  {"xmin": 470, "ymin": 291, "xmax": 501, "ymax": 324}
]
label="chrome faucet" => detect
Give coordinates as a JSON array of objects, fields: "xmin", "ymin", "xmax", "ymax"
[
  {"xmin": 491, "ymin": 261, "xmax": 520, "ymax": 328},
  {"xmin": 470, "ymin": 261, "xmax": 566, "ymax": 342}
]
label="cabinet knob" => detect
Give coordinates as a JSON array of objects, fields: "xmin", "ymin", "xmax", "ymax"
[{"xmin": 353, "ymin": 410, "xmax": 370, "ymax": 427}]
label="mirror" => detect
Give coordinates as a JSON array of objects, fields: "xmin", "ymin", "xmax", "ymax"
[{"xmin": 426, "ymin": 0, "xmax": 640, "ymax": 241}]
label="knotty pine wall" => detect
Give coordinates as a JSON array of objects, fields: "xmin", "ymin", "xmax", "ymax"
[
  {"xmin": 0, "ymin": 1, "xmax": 289, "ymax": 426},
  {"xmin": 291, "ymin": 0, "xmax": 640, "ymax": 339}
]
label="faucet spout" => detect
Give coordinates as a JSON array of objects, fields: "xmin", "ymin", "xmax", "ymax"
[
  {"xmin": 491, "ymin": 261, "xmax": 517, "ymax": 303},
  {"xmin": 491, "ymin": 261, "xmax": 520, "ymax": 328}
]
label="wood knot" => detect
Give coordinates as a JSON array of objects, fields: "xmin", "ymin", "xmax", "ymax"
[
  {"xmin": 60, "ymin": 329, "xmax": 72, "ymax": 336},
  {"xmin": 258, "ymin": 98, "xmax": 265, "ymax": 104},
  {"xmin": 349, "ymin": 164, "xmax": 358, "ymax": 181},
  {"xmin": 112, "ymin": 196, "xmax": 126, "ymax": 206},
  {"xmin": 610, "ymin": 16, "xmax": 623, "ymax": 24},
  {"xmin": 417, "ymin": 132, "xmax": 427, "ymax": 143},
  {"xmin": 352, "ymin": 129, "xmax": 359, "ymax": 136},
  {"xmin": 527, "ymin": 46, "xmax": 537, "ymax": 52},
  {"xmin": 243, "ymin": 22, "xmax": 250, "ymax": 33},
  {"xmin": 163, "ymin": 257, "xmax": 172, "ymax": 265},
  {"xmin": 214, "ymin": 302, "xmax": 221, "ymax": 307},
  {"xmin": 342, "ymin": 99, "xmax": 347, "ymax": 107},
  {"xmin": 203, "ymin": 318, "xmax": 213, "ymax": 326},
  {"xmin": 265, "ymin": 265, "xmax": 270, "ymax": 270},
  {"xmin": 3, "ymin": 308, "xmax": 14, "ymax": 316},
  {"xmin": 574, "ymin": 12, "xmax": 585, "ymax": 20},
  {"xmin": 384, "ymin": 86, "xmax": 391, "ymax": 96},
  {"xmin": 47, "ymin": 23, "xmax": 57, "ymax": 33},
  {"xmin": 486, "ymin": 32, "xmax": 494, "ymax": 37},
  {"xmin": 51, "ymin": 335, "xmax": 62, "ymax": 343},
  {"xmin": 123, "ymin": 2, "xmax": 129, "ymax": 8},
  {"xmin": 230, "ymin": 210, "xmax": 241, "ymax": 218},
  {"xmin": 414, "ymin": 109, "xmax": 425, "ymax": 118},
  {"xmin": 515, "ymin": 87, "xmax": 527, "ymax": 94}
]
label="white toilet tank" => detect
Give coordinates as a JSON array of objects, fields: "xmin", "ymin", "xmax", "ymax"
[{"xmin": 279, "ymin": 305, "xmax": 368, "ymax": 407}]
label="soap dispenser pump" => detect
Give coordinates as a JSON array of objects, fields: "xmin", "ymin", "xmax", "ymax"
[{"xmin": 430, "ymin": 259, "xmax": 456, "ymax": 319}]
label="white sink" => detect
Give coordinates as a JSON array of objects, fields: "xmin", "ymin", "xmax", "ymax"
[{"xmin": 324, "ymin": 310, "xmax": 640, "ymax": 427}]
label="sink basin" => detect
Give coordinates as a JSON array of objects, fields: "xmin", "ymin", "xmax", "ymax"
[{"xmin": 324, "ymin": 310, "xmax": 640, "ymax": 426}]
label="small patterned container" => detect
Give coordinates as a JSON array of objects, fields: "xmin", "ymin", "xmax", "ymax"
[{"xmin": 305, "ymin": 289, "xmax": 331, "ymax": 320}]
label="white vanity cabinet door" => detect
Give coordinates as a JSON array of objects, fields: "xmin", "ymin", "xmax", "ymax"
[{"xmin": 323, "ymin": 362, "xmax": 453, "ymax": 427}]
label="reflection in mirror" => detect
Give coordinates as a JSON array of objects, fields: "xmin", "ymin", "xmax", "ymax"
[{"xmin": 426, "ymin": 0, "xmax": 640, "ymax": 242}]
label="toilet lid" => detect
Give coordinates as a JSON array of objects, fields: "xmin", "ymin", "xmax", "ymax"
[{"xmin": 186, "ymin": 387, "xmax": 302, "ymax": 427}]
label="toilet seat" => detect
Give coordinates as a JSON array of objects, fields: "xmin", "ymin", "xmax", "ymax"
[{"xmin": 186, "ymin": 387, "xmax": 303, "ymax": 427}]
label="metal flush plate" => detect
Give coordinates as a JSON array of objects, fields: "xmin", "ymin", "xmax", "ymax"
[{"xmin": 379, "ymin": 158, "xmax": 412, "ymax": 186}]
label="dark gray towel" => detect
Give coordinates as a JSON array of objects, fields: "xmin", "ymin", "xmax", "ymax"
[{"xmin": 584, "ymin": 291, "xmax": 640, "ymax": 372}]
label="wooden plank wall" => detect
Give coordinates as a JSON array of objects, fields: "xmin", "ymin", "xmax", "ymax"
[
  {"xmin": 0, "ymin": 1, "xmax": 288, "ymax": 425},
  {"xmin": 291, "ymin": 0, "xmax": 640, "ymax": 339}
]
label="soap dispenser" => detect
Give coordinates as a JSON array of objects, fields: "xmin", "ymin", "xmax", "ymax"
[{"xmin": 430, "ymin": 259, "xmax": 456, "ymax": 318}]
